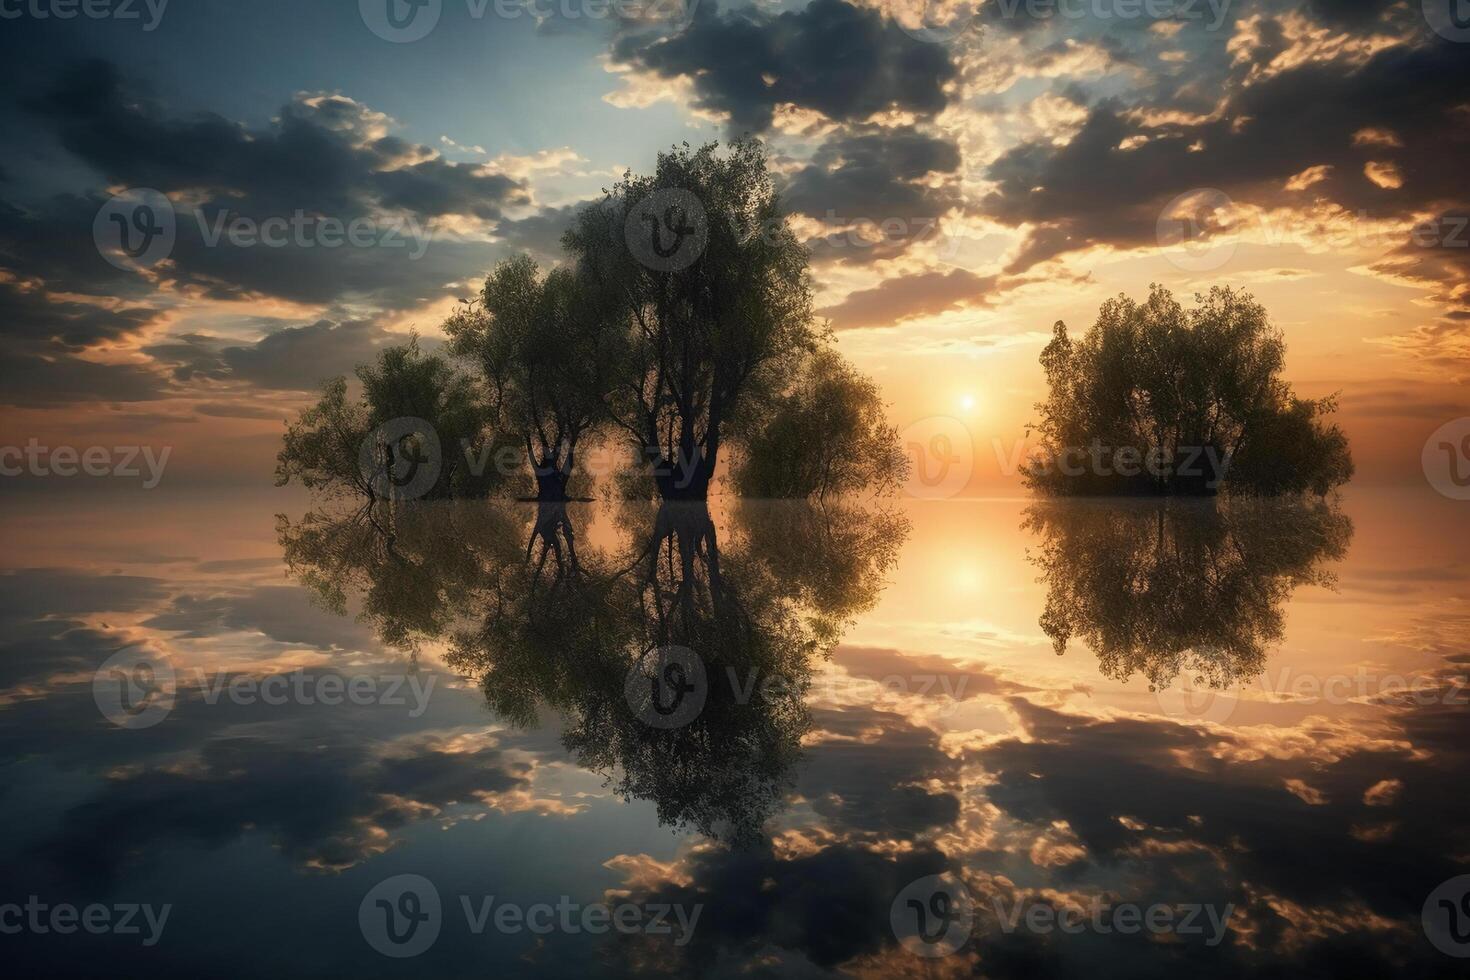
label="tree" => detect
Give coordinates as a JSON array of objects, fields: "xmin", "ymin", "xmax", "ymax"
[
  {"xmin": 275, "ymin": 376, "xmax": 374, "ymax": 500},
  {"xmin": 563, "ymin": 139, "xmax": 817, "ymax": 499},
  {"xmin": 276, "ymin": 338, "xmax": 504, "ymax": 501},
  {"xmin": 445, "ymin": 255, "xmax": 623, "ymax": 501},
  {"xmin": 732, "ymin": 346, "xmax": 909, "ymax": 499},
  {"xmin": 1024, "ymin": 286, "xmax": 1353, "ymax": 496}
]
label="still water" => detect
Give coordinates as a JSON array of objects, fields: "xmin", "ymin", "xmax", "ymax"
[{"xmin": 2, "ymin": 487, "xmax": 1467, "ymax": 976}]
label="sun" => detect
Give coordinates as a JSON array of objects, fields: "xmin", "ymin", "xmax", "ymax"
[{"xmin": 959, "ymin": 393, "xmax": 977, "ymax": 412}]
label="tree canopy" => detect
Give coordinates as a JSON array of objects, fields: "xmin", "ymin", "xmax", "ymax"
[
  {"xmin": 444, "ymin": 255, "xmax": 623, "ymax": 500},
  {"xmin": 275, "ymin": 337, "xmax": 507, "ymax": 502},
  {"xmin": 1024, "ymin": 286, "xmax": 1353, "ymax": 496},
  {"xmin": 277, "ymin": 139, "xmax": 902, "ymax": 504},
  {"xmin": 563, "ymin": 139, "xmax": 819, "ymax": 499}
]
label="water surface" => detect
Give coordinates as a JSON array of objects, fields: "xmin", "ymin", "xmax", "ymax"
[{"xmin": 2, "ymin": 487, "xmax": 1466, "ymax": 976}]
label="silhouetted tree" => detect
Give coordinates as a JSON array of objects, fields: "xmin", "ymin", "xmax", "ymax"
[
  {"xmin": 733, "ymin": 347, "xmax": 909, "ymax": 499},
  {"xmin": 564, "ymin": 139, "xmax": 817, "ymax": 499},
  {"xmin": 1025, "ymin": 286, "xmax": 1353, "ymax": 496},
  {"xmin": 445, "ymin": 256, "xmax": 623, "ymax": 501}
]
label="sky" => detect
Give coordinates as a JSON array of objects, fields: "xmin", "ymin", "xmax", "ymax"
[{"xmin": 1, "ymin": 0, "xmax": 1467, "ymax": 491}]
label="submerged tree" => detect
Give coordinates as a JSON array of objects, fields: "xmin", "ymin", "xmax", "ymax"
[
  {"xmin": 444, "ymin": 256, "xmax": 623, "ymax": 501},
  {"xmin": 1024, "ymin": 286, "xmax": 1353, "ymax": 496},
  {"xmin": 564, "ymin": 139, "xmax": 817, "ymax": 499},
  {"xmin": 1024, "ymin": 496, "xmax": 1353, "ymax": 691},
  {"xmin": 733, "ymin": 346, "xmax": 909, "ymax": 499},
  {"xmin": 276, "ymin": 338, "xmax": 507, "ymax": 501},
  {"xmin": 279, "ymin": 140, "xmax": 907, "ymax": 503}
]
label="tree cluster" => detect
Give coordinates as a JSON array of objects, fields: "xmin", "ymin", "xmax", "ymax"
[
  {"xmin": 1025, "ymin": 286, "xmax": 1353, "ymax": 496},
  {"xmin": 277, "ymin": 139, "xmax": 903, "ymax": 503}
]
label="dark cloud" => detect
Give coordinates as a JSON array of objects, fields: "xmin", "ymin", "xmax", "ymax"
[
  {"xmin": 612, "ymin": 0, "xmax": 956, "ymax": 133},
  {"xmin": 32, "ymin": 62, "xmax": 527, "ymax": 221},
  {"xmin": 784, "ymin": 126, "xmax": 961, "ymax": 219},
  {"xmin": 1306, "ymin": 0, "xmax": 1399, "ymax": 28},
  {"xmin": 144, "ymin": 318, "xmax": 409, "ymax": 392},
  {"xmin": 983, "ymin": 42, "xmax": 1470, "ymax": 272},
  {"xmin": 0, "ymin": 346, "xmax": 167, "ymax": 406},
  {"xmin": 782, "ymin": 124, "xmax": 964, "ymax": 265},
  {"xmin": 193, "ymin": 402, "xmax": 289, "ymax": 421},
  {"xmin": 0, "ymin": 278, "xmax": 159, "ymax": 351},
  {"xmin": 818, "ymin": 268, "xmax": 999, "ymax": 329},
  {"xmin": 494, "ymin": 199, "xmax": 599, "ymax": 263},
  {"xmin": 2, "ymin": 61, "xmax": 520, "ymax": 314}
]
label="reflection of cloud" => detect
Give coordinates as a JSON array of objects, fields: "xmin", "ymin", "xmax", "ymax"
[
  {"xmin": 141, "ymin": 585, "xmax": 381, "ymax": 652},
  {"xmin": 32, "ymin": 729, "xmax": 538, "ymax": 880},
  {"xmin": 969, "ymin": 691, "xmax": 1470, "ymax": 971},
  {"xmin": 799, "ymin": 705, "xmax": 961, "ymax": 836}
]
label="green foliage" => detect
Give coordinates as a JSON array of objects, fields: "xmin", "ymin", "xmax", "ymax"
[
  {"xmin": 445, "ymin": 255, "xmax": 623, "ymax": 499},
  {"xmin": 276, "ymin": 338, "xmax": 508, "ymax": 501},
  {"xmin": 1227, "ymin": 395, "xmax": 1354, "ymax": 496},
  {"xmin": 563, "ymin": 139, "xmax": 818, "ymax": 498},
  {"xmin": 733, "ymin": 347, "xmax": 909, "ymax": 499},
  {"xmin": 1024, "ymin": 285, "xmax": 1352, "ymax": 496},
  {"xmin": 275, "ymin": 376, "xmax": 373, "ymax": 499},
  {"xmin": 280, "ymin": 140, "xmax": 906, "ymax": 504}
]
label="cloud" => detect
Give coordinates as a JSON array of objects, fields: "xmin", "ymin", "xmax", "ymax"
[
  {"xmin": 144, "ymin": 318, "xmax": 407, "ymax": 392},
  {"xmin": 818, "ymin": 268, "xmax": 999, "ymax": 329},
  {"xmin": 982, "ymin": 42, "xmax": 1470, "ymax": 273},
  {"xmin": 611, "ymin": 0, "xmax": 956, "ymax": 134},
  {"xmin": 34, "ymin": 64, "xmax": 527, "ymax": 221}
]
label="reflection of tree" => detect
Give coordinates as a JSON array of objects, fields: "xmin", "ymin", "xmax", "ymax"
[
  {"xmin": 279, "ymin": 496, "xmax": 907, "ymax": 843},
  {"xmin": 1024, "ymin": 497, "xmax": 1352, "ymax": 690},
  {"xmin": 276, "ymin": 500, "xmax": 523, "ymax": 652}
]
